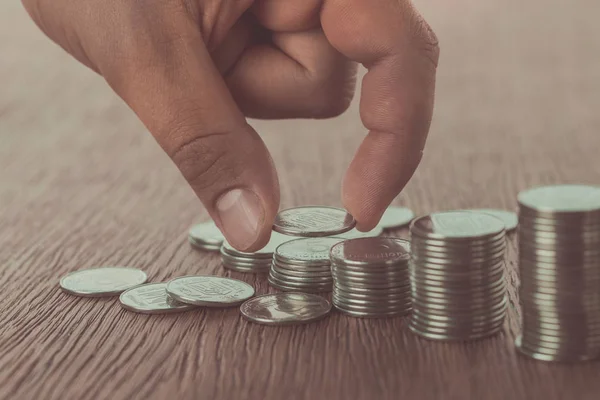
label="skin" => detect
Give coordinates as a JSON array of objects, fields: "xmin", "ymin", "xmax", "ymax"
[{"xmin": 22, "ymin": 0, "xmax": 439, "ymax": 252}]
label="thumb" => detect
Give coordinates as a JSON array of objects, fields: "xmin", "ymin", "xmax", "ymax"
[{"xmin": 103, "ymin": 17, "xmax": 279, "ymax": 252}]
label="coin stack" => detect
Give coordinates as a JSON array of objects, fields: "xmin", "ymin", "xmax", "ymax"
[
  {"xmin": 220, "ymin": 232, "xmax": 293, "ymax": 273},
  {"xmin": 329, "ymin": 237, "xmax": 412, "ymax": 318},
  {"xmin": 269, "ymin": 237, "xmax": 340, "ymax": 292},
  {"xmin": 516, "ymin": 184, "xmax": 600, "ymax": 362},
  {"xmin": 188, "ymin": 221, "xmax": 224, "ymax": 251},
  {"xmin": 409, "ymin": 211, "xmax": 507, "ymax": 341}
]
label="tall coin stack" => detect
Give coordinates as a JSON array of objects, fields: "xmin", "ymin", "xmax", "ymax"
[
  {"xmin": 516, "ymin": 184, "xmax": 600, "ymax": 362},
  {"xmin": 330, "ymin": 237, "xmax": 412, "ymax": 318},
  {"xmin": 220, "ymin": 232, "xmax": 292, "ymax": 273},
  {"xmin": 409, "ymin": 211, "xmax": 507, "ymax": 341},
  {"xmin": 269, "ymin": 237, "xmax": 340, "ymax": 292}
]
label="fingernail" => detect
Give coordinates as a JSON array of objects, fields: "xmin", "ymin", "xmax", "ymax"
[{"xmin": 216, "ymin": 188, "xmax": 264, "ymax": 250}]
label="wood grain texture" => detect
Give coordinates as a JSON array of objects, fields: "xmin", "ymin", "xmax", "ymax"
[{"xmin": 2, "ymin": 0, "xmax": 600, "ymax": 399}]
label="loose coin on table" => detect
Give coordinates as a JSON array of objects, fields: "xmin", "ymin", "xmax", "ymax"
[
  {"xmin": 221, "ymin": 231, "xmax": 294, "ymax": 273},
  {"xmin": 377, "ymin": 207, "xmax": 415, "ymax": 230},
  {"xmin": 166, "ymin": 275, "xmax": 255, "ymax": 307},
  {"xmin": 273, "ymin": 206, "xmax": 356, "ymax": 237},
  {"xmin": 60, "ymin": 267, "xmax": 148, "ymax": 297},
  {"xmin": 462, "ymin": 209, "xmax": 518, "ymax": 232},
  {"xmin": 119, "ymin": 282, "xmax": 196, "ymax": 314},
  {"xmin": 240, "ymin": 293, "xmax": 332, "ymax": 325},
  {"xmin": 188, "ymin": 221, "xmax": 224, "ymax": 251}
]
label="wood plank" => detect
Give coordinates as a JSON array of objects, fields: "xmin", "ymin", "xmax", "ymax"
[{"xmin": 2, "ymin": 0, "xmax": 600, "ymax": 399}]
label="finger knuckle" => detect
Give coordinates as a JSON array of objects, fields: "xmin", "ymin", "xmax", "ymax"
[
  {"xmin": 409, "ymin": 13, "xmax": 440, "ymax": 68},
  {"xmin": 307, "ymin": 75, "xmax": 356, "ymax": 119}
]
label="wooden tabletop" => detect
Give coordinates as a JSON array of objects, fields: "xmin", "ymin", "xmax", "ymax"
[{"xmin": 2, "ymin": 0, "xmax": 600, "ymax": 399}]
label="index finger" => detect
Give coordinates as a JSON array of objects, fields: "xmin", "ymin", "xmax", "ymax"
[{"xmin": 321, "ymin": 0, "xmax": 439, "ymax": 230}]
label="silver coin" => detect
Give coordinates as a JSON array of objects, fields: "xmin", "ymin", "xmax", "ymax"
[
  {"xmin": 272, "ymin": 264, "xmax": 332, "ymax": 278},
  {"xmin": 330, "ymin": 237, "xmax": 411, "ymax": 266},
  {"xmin": 273, "ymin": 206, "xmax": 356, "ymax": 237},
  {"xmin": 269, "ymin": 269, "xmax": 333, "ymax": 284},
  {"xmin": 275, "ymin": 237, "xmax": 342, "ymax": 263},
  {"xmin": 518, "ymin": 184, "xmax": 600, "ymax": 215},
  {"xmin": 166, "ymin": 275, "xmax": 254, "ymax": 306},
  {"xmin": 267, "ymin": 278, "xmax": 332, "ymax": 293},
  {"xmin": 60, "ymin": 267, "xmax": 148, "ymax": 297},
  {"xmin": 222, "ymin": 230, "xmax": 294, "ymax": 259},
  {"xmin": 240, "ymin": 292, "xmax": 332, "ymax": 325},
  {"xmin": 411, "ymin": 211, "xmax": 505, "ymax": 241},
  {"xmin": 189, "ymin": 238, "xmax": 221, "ymax": 252},
  {"xmin": 334, "ymin": 226, "xmax": 384, "ymax": 239},
  {"xmin": 119, "ymin": 283, "xmax": 196, "ymax": 314},
  {"xmin": 459, "ymin": 209, "xmax": 518, "ymax": 232},
  {"xmin": 268, "ymin": 274, "xmax": 332, "ymax": 290},
  {"xmin": 377, "ymin": 207, "xmax": 415, "ymax": 230},
  {"xmin": 188, "ymin": 221, "xmax": 224, "ymax": 246}
]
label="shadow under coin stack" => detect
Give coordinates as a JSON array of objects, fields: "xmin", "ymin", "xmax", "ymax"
[
  {"xmin": 409, "ymin": 211, "xmax": 507, "ymax": 341},
  {"xmin": 516, "ymin": 184, "xmax": 600, "ymax": 362},
  {"xmin": 269, "ymin": 237, "xmax": 340, "ymax": 292},
  {"xmin": 330, "ymin": 237, "xmax": 412, "ymax": 318},
  {"xmin": 220, "ymin": 232, "xmax": 292, "ymax": 273}
]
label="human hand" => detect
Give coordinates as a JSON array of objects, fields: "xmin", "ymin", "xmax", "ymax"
[{"xmin": 22, "ymin": 0, "xmax": 439, "ymax": 251}]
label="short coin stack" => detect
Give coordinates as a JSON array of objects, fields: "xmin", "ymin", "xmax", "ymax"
[
  {"xmin": 269, "ymin": 237, "xmax": 340, "ymax": 292},
  {"xmin": 516, "ymin": 184, "xmax": 600, "ymax": 362},
  {"xmin": 188, "ymin": 221, "xmax": 224, "ymax": 251},
  {"xmin": 409, "ymin": 211, "xmax": 507, "ymax": 341},
  {"xmin": 330, "ymin": 237, "xmax": 412, "ymax": 318},
  {"xmin": 220, "ymin": 232, "xmax": 292, "ymax": 273}
]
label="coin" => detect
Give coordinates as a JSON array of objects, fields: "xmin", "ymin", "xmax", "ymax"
[
  {"xmin": 273, "ymin": 206, "xmax": 356, "ymax": 237},
  {"xmin": 459, "ymin": 209, "xmax": 518, "ymax": 232},
  {"xmin": 518, "ymin": 184, "xmax": 600, "ymax": 215},
  {"xmin": 330, "ymin": 237, "xmax": 411, "ymax": 266},
  {"xmin": 119, "ymin": 283, "xmax": 196, "ymax": 314},
  {"xmin": 377, "ymin": 207, "xmax": 415, "ymax": 230},
  {"xmin": 166, "ymin": 276, "xmax": 254, "ymax": 306},
  {"xmin": 276, "ymin": 237, "xmax": 342, "ymax": 264},
  {"xmin": 410, "ymin": 211, "xmax": 505, "ymax": 241},
  {"xmin": 240, "ymin": 293, "xmax": 332, "ymax": 325},
  {"xmin": 334, "ymin": 226, "xmax": 384, "ymax": 239},
  {"xmin": 60, "ymin": 267, "xmax": 148, "ymax": 297},
  {"xmin": 188, "ymin": 221, "xmax": 224, "ymax": 251}
]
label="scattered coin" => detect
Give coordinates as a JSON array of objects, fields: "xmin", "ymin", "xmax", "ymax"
[
  {"xmin": 409, "ymin": 211, "xmax": 507, "ymax": 341},
  {"xmin": 273, "ymin": 206, "xmax": 356, "ymax": 237},
  {"xmin": 60, "ymin": 267, "xmax": 148, "ymax": 297},
  {"xmin": 166, "ymin": 275, "xmax": 255, "ymax": 307},
  {"xmin": 462, "ymin": 209, "xmax": 518, "ymax": 232},
  {"xmin": 377, "ymin": 207, "xmax": 415, "ymax": 230},
  {"xmin": 119, "ymin": 283, "xmax": 196, "ymax": 314},
  {"xmin": 240, "ymin": 292, "xmax": 332, "ymax": 325},
  {"xmin": 188, "ymin": 221, "xmax": 224, "ymax": 251}
]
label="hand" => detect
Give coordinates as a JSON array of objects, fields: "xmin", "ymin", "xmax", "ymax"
[{"xmin": 22, "ymin": 0, "xmax": 439, "ymax": 251}]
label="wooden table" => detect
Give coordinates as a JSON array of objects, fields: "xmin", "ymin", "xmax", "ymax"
[{"xmin": 2, "ymin": 0, "xmax": 600, "ymax": 399}]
